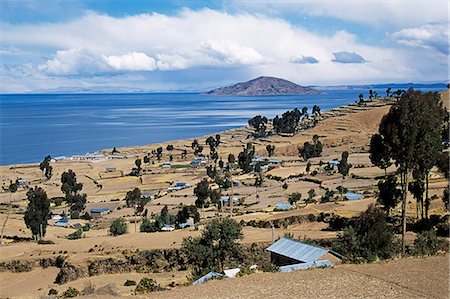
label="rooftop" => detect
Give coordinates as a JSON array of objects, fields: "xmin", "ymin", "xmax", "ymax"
[{"xmin": 266, "ymin": 237, "xmax": 328, "ymax": 263}]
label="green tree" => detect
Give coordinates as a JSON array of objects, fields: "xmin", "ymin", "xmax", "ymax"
[
  {"xmin": 40, "ymin": 155, "xmax": 53, "ymax": 179},
  {"xmin": 333, "ymin": 204, "xmax": 398, "ymax": 262},
  {"xmin": 288, "ymin": 192, "xmax": 302, "ymax": 206},
  {"xmin": 24, "ymin": 187, "xmax": 50, "ymax": 240},
  {"xmin": 377, "ymin": 175, "xmax": 402, "ymax": 214},
  {"xmin": 266, "ymin": 145, "xmax": 276, "ymax": 157},
  {"xmin": 156, "ymin": 147, "xmax": 163, "ymax": 161},
  {"xmin": 110, "ymin": 218, "xmax": 127, "ymax": 236},
  {"xmin": 238, "ymin": 143, "xmax": 255, "ymax": 173},
  {"xmin": 248, "ymin": 115, "xmax": 268, "ymax": 137},
  {"xmin": 373, "ymin": 89, "xmax": 447, "ymax": 254},
  {"xmin": 61, "ymin": 170, "xmax": 83, "ymax": 197},
  {"xmin": 307, "ymin": 189, "xmax": 316, "ymax": 203},
  {"xmin": 125, "ymin": 188, "xmax": 145, "ymax": 232},
  {"xmin": 194, "ymin": 179, "xmax": 211, "ymax": 214},
  {"xmin": 181, "ymin": 217, "xmax": 243, "ymax": 277},
  {"xmin": 338, "ymin": 151, "xmax": 351, "ymax": 177},
  {"xmin": 369, "ymin": 134, "xmax": 391, "ymax": 177}
]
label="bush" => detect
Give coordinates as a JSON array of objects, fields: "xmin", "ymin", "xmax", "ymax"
[
  {"xmin": 38, "ymin": 239, "xmax": 55, "ymax": 245},
  {"xmin": 134, "ymin": 277, "xmax": 160, "ymax": 294},
  {"xmin": 413, "ymin": 230, "xmax": 439, "ymax": 256},
  {"xmin": 48, "ymin": 288, "xmax": 58, "ymax": 295},
  {"xmin": 140, "ymin": 218, "xmax": 160, "ymax": 233},
  {"xmin": 332, "ymin": 204, "xmax": 399, "ymax": 262},
  {"xmin": 236, "ymin": 266, "xmax": 255, "ymax": 277},
  {"xmin": 67, "ymin": 229, "xmax": 82, "ymax": 240},
  {"xmin": 124, "ymin": 279, "xmax": 136, "ymax": 286},
  {"xmin": 62, "ymin": 287, "xmax": 79, "ymax": 298},
  {"xmin": 110, "ymin": 218, "xmax": 127, "ymax": 236}
]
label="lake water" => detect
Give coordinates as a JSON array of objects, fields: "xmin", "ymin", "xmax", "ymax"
[{"xmin": 0, "ymin": 87, "xmax": 443, "ymax": 165}]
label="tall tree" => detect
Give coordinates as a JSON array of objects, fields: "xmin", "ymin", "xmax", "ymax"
[
  {"xmin": 369, "ymin": 134, "xmax": 391, "ymax": 177},
  {"xmin": 377, "ymin": 175, "xmax": 402, "ymax": 215},
  {"xmin": 61, "ymin": 170, "xmax": 86, "ymax": 216},
  {"xmin": 182, "ymin": 217, "xmax": 243, "ymax": 276},
  {"xmin": 373, "ymin": 89, "xmax": 447, "ymax": 254},
  {"xmin": 194, "ymin": 179, "xmax": 211, "ymax": 216},
  {"xmin": 24, "ymin": 187, "xmax": 50, "ymax": 240}
]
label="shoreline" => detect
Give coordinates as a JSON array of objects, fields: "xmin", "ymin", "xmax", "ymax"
[{"xmin": 1, "ymin": 97, "xmax": 394, "ymax": 168}]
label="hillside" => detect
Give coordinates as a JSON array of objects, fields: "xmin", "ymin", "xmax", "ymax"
[{"xmin": 205, "ymin": 76, "xmax": 321, "ymax": 96}]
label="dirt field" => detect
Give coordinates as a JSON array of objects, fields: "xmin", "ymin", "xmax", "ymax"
[{"xmin": 62, "ymin": 254, "xmax": 447, "ymax": 299}]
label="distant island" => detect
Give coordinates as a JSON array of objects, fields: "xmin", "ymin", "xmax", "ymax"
[{"xmin": 205, "ymin": 76, "xmax": 322, "ymax": 96}]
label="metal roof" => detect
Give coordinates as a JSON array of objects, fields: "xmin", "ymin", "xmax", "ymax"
[
  {"xmin": 192, "ymin": 272, "xmax": 224, "ymax": 285},
  {"xmin": 266, "ymin": 237, "xmax": 328, "ymax": 263},
  {"xmin": 90, "ymin": 208, "xmax": 110, "ymax": 213},
  {"xmin": 345, "ymin": 192, "xmax": 364, "ymax": 201},
  {"xmin": 274, "ymin": 203, "xmax": 292, "ymax": 210},
  {"xmin": 278, "ymin": 260, "xmax": 334, "ymax": 272}
]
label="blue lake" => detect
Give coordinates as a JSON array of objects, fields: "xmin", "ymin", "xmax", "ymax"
[{"xmin": 0, "ymin": 87, "xmax": 443, "ymax": 165}]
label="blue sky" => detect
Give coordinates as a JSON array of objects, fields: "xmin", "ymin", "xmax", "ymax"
[{"xmin": 0, "ymin": 0, "xmax": 448, "ymax": 93}]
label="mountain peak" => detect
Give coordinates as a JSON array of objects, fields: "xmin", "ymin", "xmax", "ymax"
[{"xmin": 205, "ymin": 76, "xmax": 321, "ymax": 96}]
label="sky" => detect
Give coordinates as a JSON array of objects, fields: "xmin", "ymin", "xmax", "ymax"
[{"xmin": 0, "ymin": 0, "xmax": 448, "ymax": 93}]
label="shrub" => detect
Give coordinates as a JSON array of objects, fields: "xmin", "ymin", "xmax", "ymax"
[
  {"xmin": 332, "ymin": 204, "xmax": 399, "ymax": 262},
  {"xmin": 48, "ymin": 288, "xmax": 58, "ymax": 295},
  {"xmin": 124, "ymin": 279, "xmax": 136, "ymax": 286},
  {"xmin": 140, "ymin": 218, "xmax": 160, "ymax": 233},
  {"xmin": 134, "ymin": 277, "xmax": 160, "ymax": 294},
  {"xmin": 110, "ymin": 218, "xmax": 127, "ymax": 236},
  {"xmin": 67, "ymin": 229, "xmax": 82, "ymax": 240},
  {"xmin": 38, "ymin": 239, "xmax": 55, "ymax": 245},
  {"xmin": 236, "ymin": 266, "xmax": 255, "ymax": 277},
  {"xmin": 62, "ymin": 287, "xmax": 79, "ymax": 298},
  {"xmin": 413, "ymin": 230, "xmax": 439, "ymax": 256}
]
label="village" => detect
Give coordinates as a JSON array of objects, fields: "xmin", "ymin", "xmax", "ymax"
[{"xmin": 0, "ymin": 92, "xmax": 448, "ymax": 298}]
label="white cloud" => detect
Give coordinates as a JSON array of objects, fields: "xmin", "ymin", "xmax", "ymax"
[
  {"xmin": 201, "ymin": 40, "xmax": 266, "ymax": 65},
  {"xmin": 38, "ymin": 48, "xmax": 107, "ymax": 75},
  {"xmin": 289, "ymin": 55, "xmax": 319, "ymax": 64},
  {"xmin": 232, "ymin": 1, "xmax": 449, "ymax": 28},
  {"xmin": 391, "ymin": 23, "xmax": 449, "ymax": 55},
  {"xmin": 103, "ymin": 52, "xmax": 157, "ymax": 71},
  {"xmin": 332, "ymin": 52, "xmax": 366, "ymax": 64},
  {"xmin": 0, "ymin": 8, "xmax": 447, "ymax": 92}
]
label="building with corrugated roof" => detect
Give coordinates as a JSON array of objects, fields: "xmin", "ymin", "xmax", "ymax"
[{"xmin": 266, "ymin": 237, "xmax": 343, "ymax": 271}]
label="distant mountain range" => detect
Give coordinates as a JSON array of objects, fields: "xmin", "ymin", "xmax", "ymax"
[
  {"xmin": 24, "ymin": 80, "xmax": 448, "ymax": 94},
  {"xmin": 204, "ymin": 76, "xmax": 322, "ymax": 96},
  {"xmin": 315, "ymin": 83, "xmax": 449, "ymax": 91}
]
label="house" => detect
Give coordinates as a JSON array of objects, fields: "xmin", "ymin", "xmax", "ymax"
[
  {"xmin": 106, "ymin": 166, "xmax": 117, "ymax": 172},
  {"xmin": 161, "ymin": 224, "xmax": 175, "ymax": 231},
  {"xmin": 328, "ymin": 159, "xmax": 340, "ymax": 171},
  {"xmin": 221, "ymin": 196, "xmax": 240, "ymax": 205},
  {"xmin": 192, "ymin": 271, "xmax": 224, "ymax": 285},
  {"xmin": 274, "ymin": 203, "xmax": 292, "ymax": 211},
  {"xmin": 168, "ymin": 182, "xmax": 190, "ymax": 191},
  {"xmin": 17, "ymin": 179, "xmax": 30, "ymax": 188},
  {"xmin": 52, "ymin": 214, "xmax": 62, "ymax": 220},
  {"xmin": 54, "ymin": 217, "xmax": 69, "ymax": 227},
  {"xmin": 141, "ymin": 193, "xmax": 155, "ymax": 200},
  {"xmin": 161, "ymin": 162, "xmax": 172, "ymax": 169},
  {"xmin": 266, "ymin": 238, "xmax": 343, "ymax": 272},
  {"xmin": 268, "ymin": 158, "xmax": 283, "ymax": 165},
  {"xmin": 191, "ymin": 157, "xmax": 207, "ymax": 168},
  {"xmin": 224, "ymin": 268, "xmax": 241, "ymax": 278},
  {"xmin": 90, "ymin": 208, "xmax": 111, "ymax": 218},
  {"xmin": 52, "ymin": 156, "xmax": 67, "ymax": 162},
  {"xmin": 345, "ymin": 192, "xmax": 364, "ymax": 201}
]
